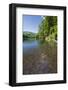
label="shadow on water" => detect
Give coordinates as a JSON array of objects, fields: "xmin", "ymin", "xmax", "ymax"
[{"xmin": 23, "ymin": 39, "xmax": 57, "ymax": 75}]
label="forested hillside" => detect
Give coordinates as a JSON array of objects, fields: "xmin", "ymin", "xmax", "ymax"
[
  {"xmin": 36, "ymin": 16, "xmax": 57, "ymax": 42},
  {"xmin": 23, "ymin": 31, "xmax": 36, "ymax": 40}
]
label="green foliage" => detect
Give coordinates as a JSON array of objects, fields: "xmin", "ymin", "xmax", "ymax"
[
  {"xmin": 37, "ymin": 16, "xmax": 57, "ymax": 42},
  {"xmin": 23, "ymin": 16, "xmax": 57, "ymax": 42},
  {"xmin": 23, "ymin": 31, "xmax": 36, "ymax": 40}
]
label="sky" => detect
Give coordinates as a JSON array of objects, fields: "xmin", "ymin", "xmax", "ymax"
[{"xmin": 23, "ymin": 15, "xmax": 43, "ymax": 33}]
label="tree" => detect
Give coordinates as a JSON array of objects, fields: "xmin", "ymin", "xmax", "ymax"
[{"xmin": 37, "ymin": 16, "xmax": 57, "ymax": 41}]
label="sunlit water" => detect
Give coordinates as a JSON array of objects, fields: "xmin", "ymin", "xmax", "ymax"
[{"xmin": 23, "ymin": 40, "xmax": 57, "ymax": 75}]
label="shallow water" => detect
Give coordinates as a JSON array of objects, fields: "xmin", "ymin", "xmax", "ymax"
[{"xmin": 23, "ymin": 40, "xmax": 57, "ymax": 75}]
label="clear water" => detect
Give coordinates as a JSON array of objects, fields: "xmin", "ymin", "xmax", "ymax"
[{"xmin": 23, "ymin": 40, "xmax": 57, "ymax": 75}]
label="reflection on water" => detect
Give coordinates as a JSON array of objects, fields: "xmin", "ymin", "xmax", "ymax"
[
  {"xmin": 23, "ymin": 40, "xmax": 57, "ymax": 75},
  {"xmin": 23, "ymin": 40, "xmax": 39, "ymax": 54}
]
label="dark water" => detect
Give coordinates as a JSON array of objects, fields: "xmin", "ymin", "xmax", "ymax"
[{"xmin": 23, "ymin": 40, "xmax": 57, "ymax": 75}]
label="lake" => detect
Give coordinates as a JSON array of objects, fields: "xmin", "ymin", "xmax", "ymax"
[{"xmin": 23, "ymin": 40, "xmax": 57, "ymax": 75}]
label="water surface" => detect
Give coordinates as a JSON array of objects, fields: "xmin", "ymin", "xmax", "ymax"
[{"xmin": 23, "ymin": 40, "xmax": 57, "ymax": 75}]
